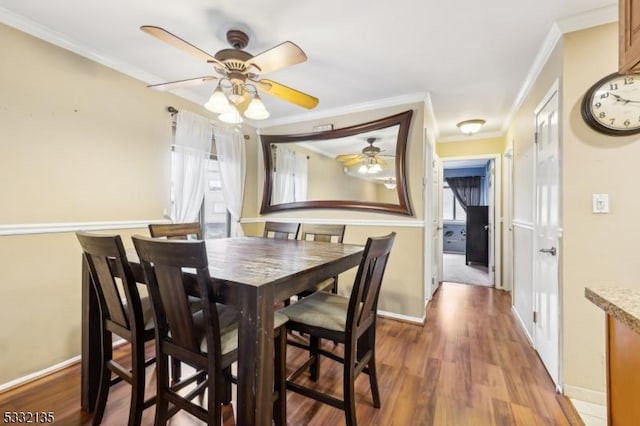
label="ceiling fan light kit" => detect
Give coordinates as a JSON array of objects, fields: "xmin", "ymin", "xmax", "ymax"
[
  {"xmin": 383, "ymin": 178, "xmax": 397, "ymax": 190},
  {"xmin": 456, "ymin": 119, "xmax": 486, "ymax": 135},
  {"xmin": 141, "ymin": 25, "xmax": 318, "ymax": 125},
  {"xmin": 244, "ymin": 93, "xmax": 270, "ymax": 120}
]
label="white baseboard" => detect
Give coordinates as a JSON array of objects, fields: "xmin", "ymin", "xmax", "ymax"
[
  {"xmin": 0, "ymin": 355, "xmax": 81, "ymax": 393},
  {"xmin": 511, "ymin": 305, "xmax": 534, "ymax": 345},
  {"xmin": 378, "ymin": 299, "xmax": 428, "ymax": 325},
  {"xmin": 0, "ymin": 339, "xmax": 127, "ymax": 394},
  {"xmin": 564, "ymin": 384, "xmax": 607, "ymax": 406},
  {"xmin": 378, "ymin": 310, "xmax": 425, "ymax": 325}
]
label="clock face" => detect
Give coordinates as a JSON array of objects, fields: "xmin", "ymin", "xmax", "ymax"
[{"xmin": 581, "ymin": 72, "xmax": 640, "ymax": 136}]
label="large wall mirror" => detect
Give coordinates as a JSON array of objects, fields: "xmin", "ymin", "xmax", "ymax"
[{"xmin": 260, "ymin": 110, "xmax": 414, "ymax": 215}]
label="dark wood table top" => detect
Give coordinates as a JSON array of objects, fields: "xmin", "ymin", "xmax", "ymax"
[{"xmin": 127, "ymin": 236, "xmax": 364, "ymax": 287}]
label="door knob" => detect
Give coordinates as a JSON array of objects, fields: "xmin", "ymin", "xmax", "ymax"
[
  {"xmin": 539, "ymin": 247, "xmax": 557, "ymax": 256},
  {"xmin": 484, "ymin": 225, "xmax": 489, "ymax": 230}
]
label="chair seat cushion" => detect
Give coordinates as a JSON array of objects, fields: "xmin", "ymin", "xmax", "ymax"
[
  {"xmin": 314, "ymin": 278, "xmax": 335, "ymax": 292},
  {"xmin": 194, "ymin": 305, "xmax": 288, "ymax": 356},
  {"xmin": 125, "ymin": 295, "xmax": 201, "ymax": 331},
  {"xmin": 279, "ymin": 291, "xmax": 349, "ymax": 332}
]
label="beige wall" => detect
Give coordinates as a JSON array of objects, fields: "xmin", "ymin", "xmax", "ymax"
[
  {"xmin": 436, "ymin": 136, "xmax": 507, "ymax": 158},
  {"xmin": 248, "ymin": 102, "xmax": 427, "ymax": 319},
  {"xmin": 0, "ymin": 23, "xmax": 216, "ymax": 384},
  {"xmin": 561, "ymin": 22, "xmax": 640, "ymax": 396}
]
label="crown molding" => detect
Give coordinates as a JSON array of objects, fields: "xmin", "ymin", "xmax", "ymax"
[
  {"xmin": 501, "ymin": 4, "xmax": 618, "ymax": 133},
  {"xmin": 555, "ymin": 4, "xmax": 618, "ymax": 34},
  {"xmin": 0, "ymin": 6, "xmax": 205, "ymax": 107},
  {"xmin": 257, "ymin": 92, "xmax": 429, "ymax": 129}
]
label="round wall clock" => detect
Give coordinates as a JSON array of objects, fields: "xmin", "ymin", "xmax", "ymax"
[{"xmin": 581, "ymin": 72, "xmax": 640, "ymax": 136}]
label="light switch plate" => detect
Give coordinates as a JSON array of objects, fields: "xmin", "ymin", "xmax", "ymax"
[{"xmin": 592, "ymin": 194, "xmax": 609, "ymax": 213}]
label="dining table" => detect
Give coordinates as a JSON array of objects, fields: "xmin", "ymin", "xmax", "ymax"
[{"xmin": 80, "ymin": 236, "xmax": 364, "ymax": 426}]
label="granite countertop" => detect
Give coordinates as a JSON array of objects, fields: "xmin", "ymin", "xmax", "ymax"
[{"xmin": 585, "ymin": 287, "xmax": 640, "ymax": 333}]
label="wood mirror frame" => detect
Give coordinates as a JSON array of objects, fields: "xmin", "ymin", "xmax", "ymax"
[{"xmin": 260, "ymin": 110, "xmax": 414, "ymax": 216}]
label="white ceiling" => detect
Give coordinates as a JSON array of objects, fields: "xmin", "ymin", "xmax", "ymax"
[{"xmin": 0, "ymin": 0, "xmax": 616, "ymax": 139}]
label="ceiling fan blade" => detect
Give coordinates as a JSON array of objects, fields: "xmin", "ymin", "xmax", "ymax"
[
  {"xmin": 254, "ymin": 79, "xmax": 319, "ymax": 109},
  {"xmin": 147, "ymin": 76, "xmax": 218, "ymax": 91},
  {"xmin": 336, "ymin": 154, "xmax": 359, "ymax": 161},
  {"xmin": 343, "ymin": 157, "xmax": 364, "ymax": 167},
  {"xmin": 247, "ymin": 41, "xmax": 307, "ymax": 74},
  {"xmin": 141, "ymin": 26, "xmax": 222, "ymax": 65},
  {"xmin": 376, "ymin": 158, "xmax": 387, "ymax": 165}
]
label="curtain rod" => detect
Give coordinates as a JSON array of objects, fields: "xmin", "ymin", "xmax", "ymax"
[{"xmin": 167, "ymin": 106, "xmax": 249, "ymax": 140}]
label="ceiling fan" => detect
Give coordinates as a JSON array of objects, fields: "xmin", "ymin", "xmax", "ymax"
[
  {"xmin": 336, "ymin": 138, "xmax": 390, "ymax": 174},
  {"xmin": 140, "ymin": 25, "xmax": 319, "ymax": 123}
]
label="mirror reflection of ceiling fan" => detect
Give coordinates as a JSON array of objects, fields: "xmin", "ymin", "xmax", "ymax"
[
  {"xmin": 140, "ymin": 26, "xmax": 319, "ymax": 124},
  {"xmin": 336, "ymin": 138, "xmax": 391, "ymax": 174}
]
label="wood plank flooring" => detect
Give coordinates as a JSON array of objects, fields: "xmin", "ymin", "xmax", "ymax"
[{"xmin": 0, "ymin": 282, "xmax": 583, "ymax": 425}]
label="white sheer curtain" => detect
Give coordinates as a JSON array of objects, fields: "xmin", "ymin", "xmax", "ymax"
[
  {"xmin": 171, "ymin": 111, "xmax": 212, "ymax": 222},
  {"xmin": 214, "ymin": 127, "xmax": 246, "ymax": 237},
  {"xmin": 272, "ymin": 146, "xmax": 295, "ymax": 204},
  {"xmin": 293, "ymin": 153, "xmax": 308, "ymax": 202}
]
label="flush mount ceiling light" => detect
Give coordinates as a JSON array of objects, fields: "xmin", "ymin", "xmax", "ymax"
[{"xmin": 456, "ymin": 119, "xmax": 486, "ymax": 135}]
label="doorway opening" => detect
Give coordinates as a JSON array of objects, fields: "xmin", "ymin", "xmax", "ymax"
[{"xmin": 440, "ymin": 156, "xmax": 500, "ymax": 288}]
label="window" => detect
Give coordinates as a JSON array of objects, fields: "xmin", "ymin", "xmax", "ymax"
[
  {"xmin": 170, "ymin": 148, "xmax": 230, "ymax": 238},
  {"xmin": 443, "ymin": 184, "xmax": 466, "ymax": 222},
  {"xmin": 201, "ymin": 156, "xmax": 230, "ymax": 238}
]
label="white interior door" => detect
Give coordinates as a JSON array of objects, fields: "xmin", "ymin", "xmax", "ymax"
[
  {"xmin": 432, "ymin": 154, "xmax": 442, "ymax": 295},
  {"xmin": 503, "ymin": 146, "xmax": 514, "ymax": 292},
  {"xmin": 425, "ymin": 129, "xmax": 441, "ymax": 297},
  {"xmin": 533, "ymin": 85, "xmax": 561, "ymax": 389},
  {"xmin": 487, "ymin": 161, "xmax": 495, "ymax": 285}
]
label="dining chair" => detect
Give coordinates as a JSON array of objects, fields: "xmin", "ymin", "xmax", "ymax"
[
  {"xmin": 298, "ymin": 223, "xmax": 346, "ymax": 296},
  {"xmin": 282, "ymin": 224, "xmax": 347, "ymax": 309},
  {"xmin": 131, "ymin": 235, "xmax": 289, "ymax": 425},
  {"xmin": 262, "ymin": 221, "xmax": 300, "ymax": 240},
  {"xmin": 279, "ymin": 232, "xmax": 396, "ymax": 426},
  {"xmin": 76, "ymin": 232, "xmax": 157, "ymax": 426},
  {"xmin": 148, "ymin": 222, "xmax": 203, "ymax": 240},
  {"xmin": 148, "ymin": 221, "xmax": 203, "ymax": 381}
]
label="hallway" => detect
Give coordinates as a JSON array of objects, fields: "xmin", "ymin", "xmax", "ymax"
[{"xmin": 0, "ymin": 283, "xmax": 580, "ymax": 425}]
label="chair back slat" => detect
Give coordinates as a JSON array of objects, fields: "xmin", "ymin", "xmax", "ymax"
[
  {"xmin": 263, "ymin": 222, "xmax": 300, "ymax": 240},
  {"xmin": 149, "ymin": 222, "xmax": 203, "ymax": 240},
  {"xmin": 132, "ymin": 236, "xmax": 222, "ymax": 356},
  {"xmin": 347, "ymin": 233, "xmax": 396, "ymax": 333},
  {"xmin": 76, "ymin": 232, "xmax": 143, "ymax": 332},
  {"xmin": 300, "ymin": 224, "xmax": 346, "ymax": 243}
]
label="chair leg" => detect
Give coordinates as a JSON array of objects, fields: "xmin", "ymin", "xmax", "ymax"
[
  {"xmin": 128, "ymin": 339, "xmax": 146, "ymax": 426},
  {"xmin": 309, "ymin": 335, "xmax": 320, "ymax": 382},
  {"xmin": 92, "ymin": 328, "xmax": 112, "ymax": 426},
  {"xmin": 343, "ymin": 344, "xmax": 357, "ymax": 426},
  {"xmin": 207, "ymin": 370, "xmax": 221, "ymax": 426},
  {"xmin": 171, "ymin": 357, "xmax": 181, "ymax": 383},
  {"xmin": 367, "ymin": 352, "xmax": 381, "ymax": 408},
  {"xmin": 273, "ymin": 326, "xmax": 287, "ymax": 426},
  {"xmin": 154, "ymin": 353, "xmax": 170, "ymax": 426},
  {"xmin": 222, "ymin": 366, "xmax": 233, "ymax": 404},
  {"xmin": 358, "ymin": 327, "xmax": 381, "ymax": 408}
]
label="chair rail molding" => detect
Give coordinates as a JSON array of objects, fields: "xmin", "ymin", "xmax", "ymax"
[
  {"xmin": 0, "ymin": 219, "xmax": 169, "ymax": 236},
  {"xmin": 241, "ymin": 217, "xmax": 425, "ymax": 228}
]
